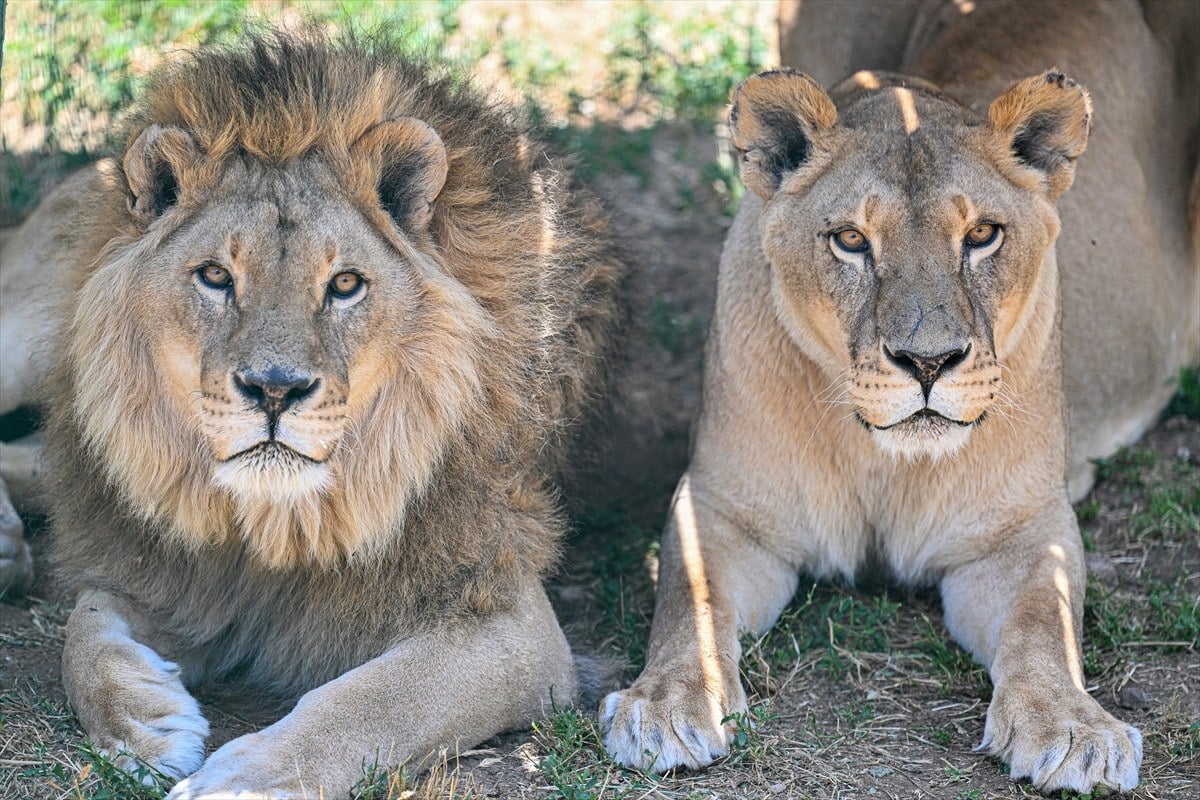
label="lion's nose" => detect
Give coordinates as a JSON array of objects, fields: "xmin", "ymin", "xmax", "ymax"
[
  {"xmin": 234, "ymin": 368, "xmax": 320, "ymax": 421},
  {"xmin": 884, "ymin": 344, "xmax": 969, "ymax": 399}
]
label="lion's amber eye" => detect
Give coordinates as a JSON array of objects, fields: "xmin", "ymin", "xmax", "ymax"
[
  {"xmin": 197, "ymin": 264, "xmax": 233, "ymax": 290},
  {"xmin": 833, "ymin": 228, "xmax": 870, "ymax": 254},
  {"xmin": 329, "ymin": 271, "xmax": 364, "ymax": 299},
  {"xmin": 965, "ymin": 223, "xmax": 999, "ymax": 248}
]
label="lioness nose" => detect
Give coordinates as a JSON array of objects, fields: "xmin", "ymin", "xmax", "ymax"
[
  {"xmin": 234, "ymin": 369, "xmax": 320, "ymax": 419},
  {"xmin": 885, "ymin": 344, "xmax": 969, "ymax": 399}
]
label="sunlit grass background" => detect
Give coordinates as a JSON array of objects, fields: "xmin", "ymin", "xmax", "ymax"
[{"xmin": 1, "ymin": 0, "xmax": 772, "ymax": 223}]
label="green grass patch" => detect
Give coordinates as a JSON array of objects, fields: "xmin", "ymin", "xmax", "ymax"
[
  {"xmin": 1165, "ymin": 366, "xmax": 1200, "ymax": 420},
  {"xmin": 532, "ymin": 705, "xmax": 620, "ymax": 800},
  {"xmin": 20, "ymin": 740, "xmax": 171, "ymax": 799},
  {"xmin": 741, "ymin": 585, "xmax": 902, "ymax": 694},
  {"xmin": 1085, "ymin": 572, "xmax": 1199, "ymax": 676}
]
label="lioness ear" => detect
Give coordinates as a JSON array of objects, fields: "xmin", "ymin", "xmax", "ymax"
[
  {"xmin": 729, "ymin": 69, "xmax": 838, "ymax": 200},
  {"xmin": 123, "ymin": 125, "xmax": 199, "ymax": 223},
  {"xmin": 988, "ymin": 70, "xmax": 1092, "ymax": 200},
  {"xmin": 351, "ymin": 118, "xmax": 448, "ymax": 233}
]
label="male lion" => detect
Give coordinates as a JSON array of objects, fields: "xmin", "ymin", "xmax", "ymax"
[
  {"xmin": 0, "ymin": 37, "xmax": 626, "ymax": 796},
  {"xmin": 602, "ymin": 0, "xmax": 1198, "ymax": 794}
]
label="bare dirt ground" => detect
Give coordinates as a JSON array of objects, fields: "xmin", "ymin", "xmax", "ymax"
[{"xmin": 2, "ymin": 118, "xmax": 1197, "ymax": 799}]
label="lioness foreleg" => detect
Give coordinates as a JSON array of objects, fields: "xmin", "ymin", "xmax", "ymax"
[
  {"xmin": 167, "ymin": 580, "xmax": 575, "ymax": 799},
  {"xmin": 63, "ymin": 589, "xmax": 210, "ymax": 780},
  {"xmin": 940, "ymin": 505, "xmax": 1141, "ymax": 793},
  {"xmin": 602, "ymin": 476, "xmax": 798, "ymax": 772}
]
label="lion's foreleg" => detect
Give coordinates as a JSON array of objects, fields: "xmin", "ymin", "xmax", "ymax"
[
  {"xmin": 601, "ymin": 475, "xmax": 798, "ymax": 773},
  {"xmin": 939, "ymin": 504, "xmax": 1142, "ymax": 793},
  {"xmin": 63, "ymin": 589, "xmax": 210, "ymax": 780},
  {"xmin": 167, "ymin": 579, "xmax": 575, "ymax": 799}
]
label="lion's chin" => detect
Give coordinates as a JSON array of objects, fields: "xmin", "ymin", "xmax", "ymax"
[
  {"xmin": 213, "ymin": 443, "xmax": 333, "ymax": 502},
  {"xmin": 865, "ymin": 411, "xmax": 979, "ymax": 462}
]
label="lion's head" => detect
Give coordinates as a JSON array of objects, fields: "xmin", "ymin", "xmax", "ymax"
[
  {"xmin": 59, "ymin": 37, "xmax": 622, "ymax": 570},
  {"xmin": 729, "ymin": 68, "xmax": 1091, "ymax": 460}
]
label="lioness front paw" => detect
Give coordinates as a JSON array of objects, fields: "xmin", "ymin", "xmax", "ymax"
[
  {"xmin": 601, "ymin": 667, "xmax": 746, "ymax": 772},
  {"xmin": 983, "ymin": 681, "xmax": 1142, "ymax": 793},
  {"xmin": 166, "ymin": 731, "xmax": 304, "ymax": 800}
]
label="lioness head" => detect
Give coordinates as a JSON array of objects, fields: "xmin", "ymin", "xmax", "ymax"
[
  {"xmin": 730, "ymin": 69, "xmax": 1091, "ymax": 460},
  {"xmin": 62, "ymin": 40, "xmax": 601, "ymax": 568}
]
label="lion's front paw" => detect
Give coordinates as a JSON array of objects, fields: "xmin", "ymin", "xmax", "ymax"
[
  {"xmin": 0, "ymin": 482, "xmax": 32, "ymax": 596},
  {"xmin": 601, "ymin": 666, "xmax": 746, "ymax": 773},
  {"xmin": 0, "ymin": 525, "xmax": 33, "ymax": 596},
  {"xmin": 166, "ymin": 732, "xmax": 304, "ymax": 800},
  {"xmin": 69, "ymin": 638, "xmax": 209, "ymax": 781},
  {"xmin": 983, "ymin": 681, "xmax": 1142, "ymax": 793}
]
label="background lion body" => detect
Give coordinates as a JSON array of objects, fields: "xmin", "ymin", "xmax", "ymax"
[{"xmin": 5, "ymin": 38, "xmax": 627, "ymax": 702}]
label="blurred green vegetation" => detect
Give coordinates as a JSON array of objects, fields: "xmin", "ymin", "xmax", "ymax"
[{"xmin": 1, "ymin": 0, "xmax": 767, "ymax": 221}]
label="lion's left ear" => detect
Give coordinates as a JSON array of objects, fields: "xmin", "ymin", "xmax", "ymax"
[
  {"xmin": 988, "ymin": 70, "xmax": 1092, "ymax": 200},
  {"xmin": 351, "ymin": 118, "xmax": 448, "ymax": 233}
]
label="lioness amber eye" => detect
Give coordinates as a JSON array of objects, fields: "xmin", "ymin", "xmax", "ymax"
[
  {"xmin": 329, "ymin": 271, "xmax": 363, "ymax": 298},
  {"xmin": 966, "ymin": 223, "xmax": 999, "ymax": 247},
  {"xmin": 833, "ymin": 228, "xmax": 869, "ymax": 253},
  {"xmin": 197, "ymin": 264, "xmax": 232, "ymax": 289}
]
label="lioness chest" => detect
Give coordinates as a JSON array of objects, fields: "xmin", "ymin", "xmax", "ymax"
[{"xmin": 705, "ymin": 412, "xmax": 1059, "ymax": 588}]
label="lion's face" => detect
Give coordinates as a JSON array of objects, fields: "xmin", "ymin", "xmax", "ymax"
[
  {"xmin": 731, "ymin": 70, "xmax": 1089, "ymax": 460},
  {"xmin": 70, "ymin": 119, "xmax": 489, "ymax": 567},
  {"xmin": 157, "ymin": 160, "xmax": 408, "ymax": 499}
]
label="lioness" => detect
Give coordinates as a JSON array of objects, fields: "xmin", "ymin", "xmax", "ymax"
[
  {"xmin": 0, "ymin": 37, "xmax": 626, "ymax": 796},
  {"xmin": 602, "ymin": 0, "xmax": 1198, "ymax": 793}
]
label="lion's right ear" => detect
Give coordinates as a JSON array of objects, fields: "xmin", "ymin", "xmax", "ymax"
[
  {"xmin": 123, "ymin": 125, "xmax": 199, "ymax": 224},
  {"xmin": 351, "ymin": 118, "xmax": 448, "ymax": 234},
  {"xmin": 729, "ymin": 69, "xmax": 838, "ymax": 200}
]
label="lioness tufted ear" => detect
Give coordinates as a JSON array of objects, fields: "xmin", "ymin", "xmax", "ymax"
[
  {"xmin": 988, "ymin": 70, "xmax": 1092, "ymax": 200},
  {"xmin": 729, "ymin": 69, "xmax": 838, "ymax": 200},
  {"xmin": 123, "ymin": 125, "xmax": 199, "ymax": 223},
  {"xmin": 351, "ymin": 118, "xmax": 448, "ymax": 233}
]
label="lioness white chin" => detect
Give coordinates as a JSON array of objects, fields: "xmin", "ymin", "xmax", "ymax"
[
  {"xmin": 602, "ymin": 0, "xmax": 1198, "ymax": 794},
  {"xmin": 0, "ymin": 36, "xmax": 628, "ymax": 796}
]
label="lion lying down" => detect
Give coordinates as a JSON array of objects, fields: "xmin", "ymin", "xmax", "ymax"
[
  {"xmin": 602, "ymin": 0, "xmax": 1198, "ymax": 795},
  {"xmin": 0, "ymin": 37, "xmax": 626, "ymax": 796}
]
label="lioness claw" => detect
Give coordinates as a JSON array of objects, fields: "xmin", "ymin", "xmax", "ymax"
[{"xmin": 984, "ymin": 684, "xmax": 1142, "ymax": 793}]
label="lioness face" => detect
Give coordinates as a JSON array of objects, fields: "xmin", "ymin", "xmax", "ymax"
[{"xmin": 734, "ymin": 72, "xmax": 1076, "ymax": 460}]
